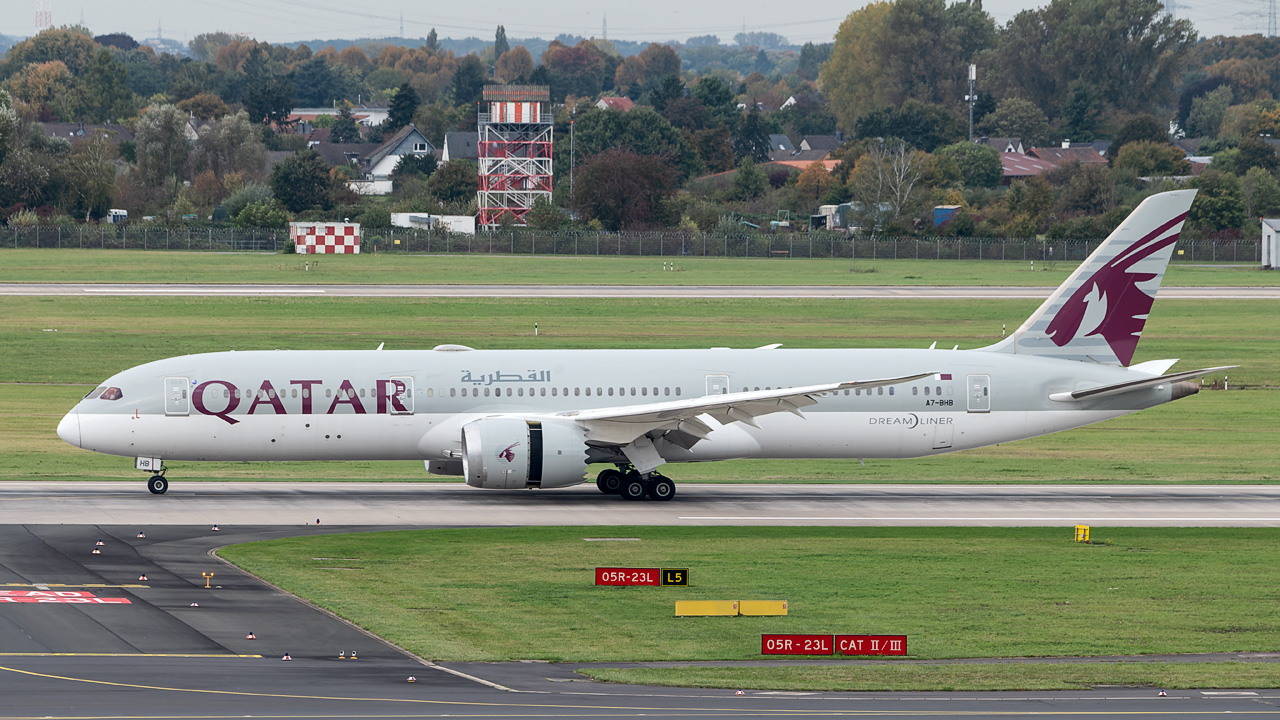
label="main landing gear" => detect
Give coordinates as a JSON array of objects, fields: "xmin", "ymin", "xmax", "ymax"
[
  {"xmin": 147, "ymin": 470, "xmax": 168, "ymax": 495},
  {"xmin": 596, "ymin": 467, "xmax": 675, "ymax": 501}
]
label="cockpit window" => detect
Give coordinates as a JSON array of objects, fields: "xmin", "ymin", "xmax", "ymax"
[
  {"xmin": 84, "ymin": 387, "xmax": 106, "ymax": 400},
  {"xmin": 99, "ymin": 387, "xmax": 123, "ymax": 401}
]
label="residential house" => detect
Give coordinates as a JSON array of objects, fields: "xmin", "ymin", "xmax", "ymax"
[
  {"xmin": 442, "ymin": 132, "xmax": 479, "ymax": 163},
  {"xmin": 768, "ymin": 134, "xmax": 795, "ymax": 153},
  {"xmin": 595, "ymin": 96, "xmax": 636, "ymax": 112},
  {"xmin": 1069, "ymin": 140, "xmax": 1112, "ymax": 156},
  {"xmin": 978, "ymin": 137, "xmax": 1024, "ymax": 154},
  {"xmin": 44, "ymin": 122, "xmax": 135, "ymax": 146},
  {"xmin": 800, "ymin": 134, "xmax": 842, "ymax": 153},
  {"xmin": 1026, "ymin": 146, "xmax": 1107, "ymax": 165},
  {"xmin": 311, "ymin": 123, "xmax": 435, "ymax": 195},
  {"xmin": 999, "ymin": 151, "xmax": 1056, "ymax": 183}
]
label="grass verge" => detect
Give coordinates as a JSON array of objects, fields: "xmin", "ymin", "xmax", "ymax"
[
  {"xmin": 0, "ymin": 249, "xmax": 1274, "ymax": 286},
  {"xmin": 580, "ymin": 662, "xmax": 1280, "ymax": 691},
  {"xmin": 217, "ymin": 526, "xmax": 1280, "ymax": 665}
]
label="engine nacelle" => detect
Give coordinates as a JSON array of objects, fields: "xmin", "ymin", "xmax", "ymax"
[{"xmin": 462, "ymin": 418, "xmax": 589, "ymax": 489}]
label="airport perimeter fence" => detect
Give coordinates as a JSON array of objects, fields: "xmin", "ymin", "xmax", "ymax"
[{"xmin": 4, "ymin": 224, "xmax": 1263, "ymax": 263}]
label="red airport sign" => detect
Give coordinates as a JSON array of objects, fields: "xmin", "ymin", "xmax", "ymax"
[
  {"xmin": 761, "ymin": 634, "xmax": 834, "ymax": 655},
  {"xmin": 0, "ymin": 590, "xmax": 131, "ymax": 604},
  {"xmin": 595, "ymin": 568, "xmax": 659, "ymax": 586},
  {"xmin": 835, "ymin": 635, "xmax": 907, "ymax": 656}
]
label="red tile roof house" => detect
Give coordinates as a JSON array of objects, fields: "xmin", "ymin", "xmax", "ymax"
[
  {"xmin": 594, "ymin": 96, "xmax": 636, "ymax": 111},
  {"xmin": 999, "ymin": 151, "xmax": 1057, "ymax": 184}
]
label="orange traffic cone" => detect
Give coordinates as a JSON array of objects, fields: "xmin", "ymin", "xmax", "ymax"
[
  {"xmin": 138, "ymin": 574, "xmax": 148, "ymax": 581},
  {"xmin": 282, "ymin": 653, "xmax": 292, "ymax": 661},
  {"xmin": 246, "ymin": 632, "xmax": 256, "ymax": 640}
]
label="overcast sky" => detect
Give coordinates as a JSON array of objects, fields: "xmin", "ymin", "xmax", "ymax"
[{"xmin": 36, "ymin": 0, "xmax": 1274, "ymax": 46}]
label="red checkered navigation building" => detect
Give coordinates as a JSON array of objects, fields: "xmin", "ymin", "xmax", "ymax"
[
  {"xmin": 478, "ymin": 85, "xmax": 552, "ymax": 227},
  {"xmin": 289, "ymin": 222, "xmax": 361, "ymax": 254}
]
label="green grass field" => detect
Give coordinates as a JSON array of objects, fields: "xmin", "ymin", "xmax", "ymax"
[
  {"xmin": 0, "ymin": 249, "xmax": 1275, "ymax": 286},
  {"xmin": 2, "ymin": 296, "xmax": 1273, "ymax": 483},
  {"xmin": 581, "ymin": 663, "xmax": 1280, "ymax": 691},
  {"xmin": 218, "ymin": 526, "xmax": 1280, "ymax": 667}
]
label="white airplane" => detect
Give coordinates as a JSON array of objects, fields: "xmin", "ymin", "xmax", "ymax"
[{"xmin": 58, "ymin": 190, "xmax": 1231, "ymax": 500}]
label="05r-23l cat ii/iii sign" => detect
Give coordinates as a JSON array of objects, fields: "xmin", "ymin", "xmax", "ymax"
[{"xmin": 58, "ymin": 190, "xmax": 1232, "ymax": 501}]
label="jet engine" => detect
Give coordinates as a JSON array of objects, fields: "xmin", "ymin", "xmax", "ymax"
[{"xmin": 461, "ymin": 418, "xmax": 589, "ymax": 489}]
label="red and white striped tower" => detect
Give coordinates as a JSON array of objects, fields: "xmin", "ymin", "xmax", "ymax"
[
  {"xmin": 477, "ymin": 85, "xmax": 552, "ymax": 227},
  {"xmin": 34, "ymin": 0, "xmax": 53, "ymax": 33}
]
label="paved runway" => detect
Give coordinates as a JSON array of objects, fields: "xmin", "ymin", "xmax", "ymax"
[
  {"xmin": 3, "ymin": 523, "xmax": 1280, "ymax": 719},
  {"xmin": 5, "ymin": 481, "xmax": 1280, "ymax": 527},
  {"xmin": 2, "ymin": 282, "xmax": 1278, "ymax": 298}
]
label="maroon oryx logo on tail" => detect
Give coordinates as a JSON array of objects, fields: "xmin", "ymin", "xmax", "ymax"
[
  {"xmin": 1044, "ymin": 212, "xmax": 1187, "ymax": 366},
  {"xmin": 497, "ymin": 443, "xmax": 518, "ymax": 462}
]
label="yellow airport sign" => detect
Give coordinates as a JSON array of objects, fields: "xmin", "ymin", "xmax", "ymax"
[
  {"xmin": 739, "ymin": 600, "xmax": 788, "ymax": 616},
  {"xmin": 675, "ymin": 600, "xmax": 739, "ymax": 616}
]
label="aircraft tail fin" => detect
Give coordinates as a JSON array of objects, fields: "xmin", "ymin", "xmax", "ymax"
[{"xmin": 981, "ymin": 189, "xmax": 1196, "ymax": 366}]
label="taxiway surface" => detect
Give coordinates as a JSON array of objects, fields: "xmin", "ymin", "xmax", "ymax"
[
  {"xmin": 2, "ymin": 282, "xmax": 1278, "ymax": 298},
  {"xmin": 5, "ymin": 481, "xmax": 1280, "ymax": 527}
]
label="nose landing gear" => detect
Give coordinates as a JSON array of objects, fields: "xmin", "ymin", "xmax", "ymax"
[{"xmin": 147, "ymin": 470, "xmax": 168, "ymax": 495}]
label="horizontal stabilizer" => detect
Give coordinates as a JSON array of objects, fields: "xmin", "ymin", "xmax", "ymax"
[{"xmin": 1049, "ymin": 366, "xmax": 1237, "ymax": 402}]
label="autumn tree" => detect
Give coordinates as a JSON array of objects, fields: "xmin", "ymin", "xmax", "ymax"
[
  {"xmin": 793, "ymin": 160, "xmax": 836, "ymax": 204},
  {"xmin": 934, "ymin": 141, "xmax": 1002, "ymax": 187},
  {"xmin": 81, "ymin": 49, "xmax": 135, "ymax": 123},
  {"xmin": 571, "ymin": 148, "xmax": 678, "ymax": 229},
  {"xmin": 192, "ymin": 110, "xmax": 267, "ymax": 180},
  {"xmin": 822, "ymin": 0, "xmax": 995, "ymax": 131},
  {"xmin": 135, "ymin": 104, "xmax": 191, "ymax": 185},
  {"xmin": 386, "ymin": 82, "xmax": 420, "ymax": 133},
  {"xmin": 177, "ymin": 92, "xmax": 230, "ymax": 121},
  {"xmin": 426, "ymin": 159, "xmax": 478, "ymax": 205},
  {"xmin": 7, "ymin": 61, "xmax": 78, "ymax": 121},
  {"xmin": 58, "ymin": 136, "xmax": 116, "ymax": 220},
  {"xmin": 270, "ymin": 149, "xmax": 333, "ymax": 212},
  {"xmin": 328, "ymin": 106, "xmax": 362, "ymax": 143},
  {"xmin": 986, "ymin": 0, "xmax": 1196, "ymax": 116},
  {"xmin": 848, "ymin": 139, "xmax": 926, "ymax": 227},
  {"xmin": 977, "ymin": 97, "xmax": 1051, "ymax": 148},
  {"xmin": 496, "ymin": 47, "xmax": 534, "ymax": 84}
]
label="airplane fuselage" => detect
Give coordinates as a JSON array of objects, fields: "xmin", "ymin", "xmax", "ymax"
[{"xmin": 59, "ymin": 347, "xmax": 1181, "ymax": 468}]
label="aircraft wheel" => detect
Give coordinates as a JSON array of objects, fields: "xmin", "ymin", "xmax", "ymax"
[
  {"xmin": 619, "ymin": 477, "xmax": 648, "ymax": 501},
  {"xmin": 596, "ymin": 468, "xmax": 624, "ymax": 494},
  {"xmin": 646, "ymin": 477, "xmax": 676, "ymax": 501},
  {"xmin": 147, "ymin": 475, "xmax": 168, "ymax": 495}
]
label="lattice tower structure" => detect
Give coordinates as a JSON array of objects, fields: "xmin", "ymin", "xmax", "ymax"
[
  {"xmin": 478, "ymin": 85, "xmax": 552, "ymax": 227},
  {"xmin": 35, "ymin": 0, "xmax": 52, "ymax": 32}
]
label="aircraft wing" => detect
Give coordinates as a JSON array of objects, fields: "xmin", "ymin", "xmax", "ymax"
[
  {"xmin": 557, "ymin": 372, "xmax": 938, "ymax": 447},
  {"xmin": 1048, "ymin": 365, "xmax": 1237, "ymax": 402}
]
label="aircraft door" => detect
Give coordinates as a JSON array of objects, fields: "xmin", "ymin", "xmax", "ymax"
[
  {"xmin": 388, "ymin": 376, "xmax": 414, "ymax": 415},
  {"xmin": 705, "ymin": 374, "xmax": 729, "ymax": 396},
  {"xmin": 966, "ymin": 374, "xmax": 991, "ymax": 413},
  {"xmin": 164, "ymin": 377, "xmax": 190, "ymax": 416}
]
